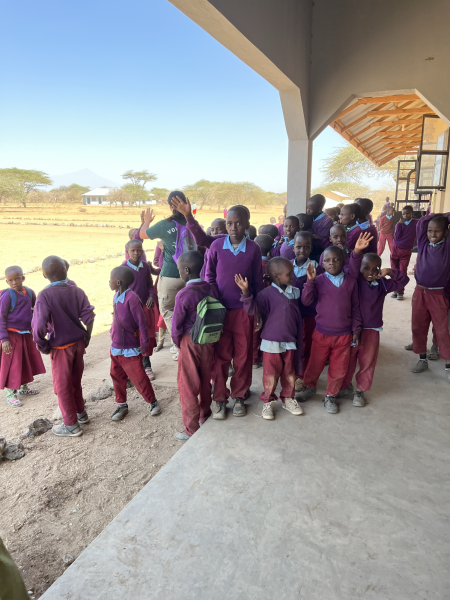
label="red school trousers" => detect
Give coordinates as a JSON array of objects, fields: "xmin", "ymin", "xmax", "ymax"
[
  {"xmin": 412, "ymin": 287, "xmax": 450, "ymax": 360},
  {"xmin": 252, "ymin": 327, "xmax": 261, "ymax": 366},
  {"xmin": 390, "ymin": 246, "xmax": 412, "ymax": 294},
  {"xmin": 110, "ymin": 353, "xmax": 156, "ymax": 404},
  {"xmin": 50, "ymin": 340, "xmax": 86, "ymax": 426},
  {"xmin": 177, "ymin": 335, "xmax": 214, "ymax": 436},
  {"xmin": 299, "ymin": 315, "xmax": 316, "ymax": 378},
  {"xmin": 303, "ymin": 330, "xmax": 352, "ymax": 397},
  {"xmin": 213, "ymin": 307, "xmax": 254, "ymax": 403},
  {"xmin": 260, "ymin": 350, "xmax": 295, "ymax": 402},
  {"xmin": 378, "ymin": 233, "xmax": 394, "ymax": 256},
  {"xmin": 341, "ymin": 329, "xmax": 380, "ymax": 392}
]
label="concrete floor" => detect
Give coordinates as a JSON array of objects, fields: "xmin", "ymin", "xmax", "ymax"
[{"xmin": 41, "ymin": 256, "xmax": 450, "ymax": 600}]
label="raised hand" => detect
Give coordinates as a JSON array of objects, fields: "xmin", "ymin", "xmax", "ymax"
[
  {"xmin": 143, "ymin": 208, "xmax": 155, "ymax": 228},
  {"xmin": 306, "ymin": 262, "xmax": 316, "ymax": 281},
  {"xmin": 354, "ymin": 232, "xmax": 374, "ymax": 254},
  {"xmin": 171, "ymin": 195, "xmax": 192, "ymax": 218},
  {"xmin": 234, "ymin": 274, "xmax": 249, "ymax": 294},
  {"xmin": 378, "ymin": 268, "xmax": 391, "ymax": 279}
]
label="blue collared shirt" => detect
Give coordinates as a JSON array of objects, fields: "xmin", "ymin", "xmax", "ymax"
[
  {"xmin": 357, "ymin": 220, "xmax": 371, "ymax": 230},
  {"xmin": 261, "ymin": 256, "xmax": 268, "ymax": 261},
  {"xmin": 223, "ymin": 235, "xmax": 247, "ymax": 256},
  {"xmin": 271, "ymin": 283, "xmax": 300, "ymax": 300},
  {"xmin": 186, "ymin": 278, "xmax": 202, "ymax": 286},
  {"xmin": 386, "ymin": 215, "xmax": 393, "ymax": 220},
  {"xmin": 111, "ymin": 288, "xmax": 140, "ymax": 356},
  {"xmin": 114, "ymin": 289, "xmax": 130, "ymax": 304},
  {"xmin": 346, "ymin": 224, "xmax": 359, "ymax": 233},
  {"xmin": 404, "ymin": 219, "xmax": 412, "ymax": 225},
  {"xmin": 283, "ymin": 237, "xmax": 295, "ymax": 246},
  {"xmin": 314, "ymin": 212, "xmax": 326, "ymax": 222},
  {"xmin": 293, "ymin": 258, "xmax": 317, "ymax": 278},
  {"xmin": 126, "ymin": 260, "xmax": 143, "ymax": 271},
  {"xmin": 430, "ymin": 240, "xmax": 445, "ymax": 248},
  {"xmin": 45, "ymin": 278, "xmax": 69, "ymax": 289},
  {"xmin": 325, "ymin": 271, "xmax": 345, "ymax": 287}
]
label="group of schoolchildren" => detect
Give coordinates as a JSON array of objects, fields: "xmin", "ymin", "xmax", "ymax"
[{"xmin": 1, "ymin": 192, "xmax": 449, "ymax": 442}]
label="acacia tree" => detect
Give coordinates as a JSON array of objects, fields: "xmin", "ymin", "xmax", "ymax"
[
  {"xmin": 108, "ymin": 187, "xmax": 134, "ymax": 209},
  {"xmin": 122, "ymin": 170, "xmax": 157, "ymax": 205},
  {"xmin": 150, "ymin": 187, "xmax": 169, "ymax": 202},
  {"xmin": 0, "ymin": 168, "xmax": 52, "ymax": 207},
  {"xmin": 183, "ymin": 180, "xmax": 219, "ymax": 209}
]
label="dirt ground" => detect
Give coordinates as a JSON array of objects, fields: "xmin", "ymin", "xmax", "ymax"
[{"xmin": 0, "ymin": 331, "xmax": 184, "ymax": 599}]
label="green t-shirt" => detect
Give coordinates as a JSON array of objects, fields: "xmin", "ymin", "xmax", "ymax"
[{"xmin": 146, "ymin": 215, "xmax": 186, "ymax": 278}]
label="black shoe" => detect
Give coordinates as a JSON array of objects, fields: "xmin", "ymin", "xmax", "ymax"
[
  {"xmin": 111, "ymin": 404, "xmax": 128, "ymax": 421},
  {"xmin": 232, "ymin": 398, "xmax": 247, "ymax": 417}
]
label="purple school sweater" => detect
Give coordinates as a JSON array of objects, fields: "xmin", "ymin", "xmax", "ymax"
[
  {"xmin": 122, "ymin": 260, "xmax": 156, "ymax": 305},
  {"xmin": 347, "ymin": 253, "xmax": 409, "ymax": 328},
  {"xmin": 241, "ymin": 285, "xmax": 303, "ymax": 374},
  {"xmin": 0, "ymin": 288, "xmax": 36, "ymax": 342},
  {"xmin": 415, "ymin": 213, "xmax": 450, "ymax": 288},
  {"xmin": 110, "ymin": 289, "xmax": 149, "ymax": 351},
  {"xmin": 207, "ymin": 237, "xmax": 264, "ymax": 309},
  {"xmin": 346, "ymin": 224, "xmax": 378, "ymax": 254},
  {"xmin": 171, "ymin": 280, "xmax": 215, "ymax": 348},
  {"xmin": 292, "ymin": 265, "xmax": 324, "ymax": 317},
  {"xmin": 312, "ymin": 213, "xmax": 333, "ymax": 249},
  {"xmin": 301, "ymin": 274, "xmax": 362, "ymax": 336},
  {"xmin": 270, "ymin": 240, "xmax": 296, "ymax": 261},
  {"xmin": 393, "ymin": 219, "xmax": 418, "ymax": 250},
  {"xmin": 32, "ymin": 284, "xmax": 95, "ymax": 353}
]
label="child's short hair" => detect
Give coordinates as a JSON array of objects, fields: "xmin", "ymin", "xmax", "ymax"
[
  {"xmin": 112, "ymin": 266, "xmax": 135, "ymax": 288},
  {"xmin": 128, "ymin": 239, "xmax": 143, "ymax": 249},
  {"xmin": 355, "ymin": 197, "xmax": 373, "ymax": 215},
  {"xmin": 267, "ymin": 257, "xmax": 292, "ymax": 279},
  {"xmin": 259, "ymin": 224, "xmax": 278, "ymax": 239},
  {"xmin": 177, "ymin": 250, "xmax": 204, "ymax": 274},
  {"xmin": 128, "ymin": 228, "xmax": 137, "ymax": 239},
  {"xmin": 362, "ymin": 252, "xmax": 382, "ymax": 267},
  {"xmin": 330, "ymin": 223, "xmax": 347, "ymax": 237},
  {"xmin": 248, "ymin": 225, "xmax": 257, "ymax": 240},
  {"xmin": 285, "ymin": 215, "xmax": 300, "ymax": 228},
  {"xmin": 228, "ymin": 205, "xmax": 250, "ymax": 223},
  {"xmin": 344, "ymin": 203, "xmax": 362, "ymax": 220},
  {"xmin": 429, "ymin": 216, "xmax": 449, "ymax": 231},
  {"xmin": 294, "ymin": 231, "xmax": 313, "ymax": 245},
  {"xmin": 403, "ymin": 205, "xmax": 414, "ymax": 212},
  {"xmin": 42, "ymin": 256, "xmax": 67, "ymax": 280},
  {"xmin": 5, "ymin": 265, "xmax": 23, "ymax": 277},
  {"xmin": 323, "ymin": 245, "xmax": 344, "ymax": 261},
  {"xmin": 309, "ymin": 194, "xmax": 326, "ymax": 210},
  {"xmin": 255, "ymin": 234, "xmax": 274, "ymax": 256},
  {"xmin": 296, "ymin": 213, "xmax": 314, "ymax": 230}
]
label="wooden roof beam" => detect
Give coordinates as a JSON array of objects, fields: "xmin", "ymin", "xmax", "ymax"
[
  {"xmin": 374, "ymin": 132, "xmax": 422, "ymax": 137},
  {"xmin": 367, "ymin": 120, "xmax": 422, "ymax": 128},
  {"xmin": 366, "ymin": 108, "xmax": 431, "ymax": 116},
  {"xmin": 356, "ymin": 95, "xmax": 419, "ymax": 104}
]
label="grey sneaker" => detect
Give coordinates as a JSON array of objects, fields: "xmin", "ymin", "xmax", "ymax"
[
  {"xmin": 296, "ymin": 386, "xmax": 316, "ymax": 402},
  {"xmin": 411, "ymin": 359, "xmax": 428, "ymax": 373},
  {"xmin": 352, "ymin": 390, "xmax": 366, "ymax": 407},
  {"xmin": 283, "ymin": 397, "xmax": 304, "ymax": 415},
  {"xmin": 174, "ymin": 431, "xmax": 190, "ymax": 441},
  {"xmin": 337, "ymin": 384, "xmax": 354, "ymax": 398},
  {"xmin": 77, "ymin": 410, "xmax": 90, "ymax": 424},
  {"xmin": 391, "ymin": 292, "xmax": 398, "ymax": 299},
  {"xmin": 404, "ymin": 343, "xmax": 413, "ymax": 351},
  {"xmin": 52, "ymin": 423, "xmax": 83, "ymax": 437},
  {"xmin": 111, "ymin": 405, "xmax": 129, "ymax": 421},
  {"xmin": 262, "ymin": 402, "xmax": 275, "ymax": 420},
  {"xmin": 150, "ymin": 400, "xmax": 161, "ymax": 416},
  {"xmin": 427, "ymin": 344, "xmax": 440, "ymax": 360},
  {"xmin": 252, "ymin": 363, "xmax": 262, "ymax": 369},
  {"xmin": 324, "ymin": 396, "xmax": 339, "ymax": 414},
  {"xmin": 397, "ymin": 293, "xmax": 404, "ymax": 301},
  {"xmin": 212, "ymin": 401, "xmax": 227, "ymax": 420},
  {"xmin": 232, "ymin": 398, "xmax": 247, "ymax": 417}
]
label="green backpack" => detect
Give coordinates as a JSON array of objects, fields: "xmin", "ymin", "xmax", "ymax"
[{"xmin": 190, "ymin": 294, "xmax": 227, "ymax": 345}]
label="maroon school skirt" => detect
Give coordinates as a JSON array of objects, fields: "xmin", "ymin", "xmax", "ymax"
[{"xmin": 0, "ymin": 331, "xmax": 46, "ymax": 390}]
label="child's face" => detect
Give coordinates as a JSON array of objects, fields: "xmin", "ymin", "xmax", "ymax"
[
  {"xmin": 306, "ymin": 199, "xmax": 321, "ymax": 218},
  {"xmin": 427, "ymin": 221, "xmax": 448, "ymax": 245},
  {"xmin": 129, "ymin": 228, "xmax": 137, "ymax": 240},
  {"xmin": 226, "ymin": 211, "xmax": 247, "ymax": 243},
  {"xmin": 176, "ymin": 261, "xmax": 190, "ymax": 283},
  {"xmin": 294, "ymin": 237, "xmax": 312, "ymax": 264},
  {"xmin": 6, "ymin": 271, "xmax": 25, "ymax": 292},
  {"xmin": 402, "ymin": 208, "xmax": 413, "ymax": 221},
  {"xmin": 339, "ymin": 206, "xmax": 354, "ymax": 226},
  {"xmin": 278, "ymin": 215, "xmax": 284, "ymax": 223},
  {"xmin": 283, "ymin": 218, "xmax": 299, "ymax": 240},
  {"xmin": 128, "ymin": 245, "xmax": 144, "ymax": 263},
  {"xmin": 361, "ymin": 257, "xmax": 380, "ymax": 282},
  {"xmin": 322, "ymin": 250, "xmax": 343, "ymax": 276},
  {"xmin": 274, "ymin": 264, "xmax": 294, "ymax": 288},
  {"xmin": 329, "ymin": 227, "xmax": 347, "ymax": 249},
  {"xmin": 211, "ymin": 219, "xmax": 227, "ymax": 236},
  {"xmin": 386, "ymin": 208, "xmax": 394, "ymax": 216},
  {"xmin": 109, "ymin": 275, "xmax": 120, "ymax": 291}
]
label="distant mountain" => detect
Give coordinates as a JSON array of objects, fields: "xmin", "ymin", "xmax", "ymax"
[{"xmin": 50, "ymin": 169, "xmax": 119, "ymax": 190}]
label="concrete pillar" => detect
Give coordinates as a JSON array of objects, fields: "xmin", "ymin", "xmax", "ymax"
[{"xmin": 287, "ymin": 139, "xmax": 312, "ymax": 215}]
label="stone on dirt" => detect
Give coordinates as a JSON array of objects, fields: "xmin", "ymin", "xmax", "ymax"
[
  {"xmin": 63, "ymin": 555, "xmax": 75, "ymax": 566},
  {"xmin": 3, "ymin": 442, "xmax": 25, "ymax": 461},
  {"xmin": 28, "ymin": 418, "xmax": 53, "ymax": 436},
  {"xmin": 0, "ymin": 436, "xmax": 6, "ymax": 456},
  {"xmin": 87, "ymin": 384, "xmax": 112, "ymax": 402}
]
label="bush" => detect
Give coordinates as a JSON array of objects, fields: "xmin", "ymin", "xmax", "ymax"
[{"xmin": 79, "ymin": 207, "xmax": 87, "ymax": 213}]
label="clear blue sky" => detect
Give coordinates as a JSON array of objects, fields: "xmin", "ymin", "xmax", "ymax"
[{"xmin": 0, "ymin": 0, "xmax": 348, "ymax": 193}]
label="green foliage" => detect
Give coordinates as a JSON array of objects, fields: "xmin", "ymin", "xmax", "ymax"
[
  {"xmin": 49, "ymin": 183, "xmax": 91, "ymax": 203},
  {"xmin": 0, "ymin": 168, "xmax": 52, "ymax": 206},
  {"xmin": 122, "ymin": 170, "xmax": 157, "ymax": 189},
  {"xmin": 122, "ymin": 183, "xmax": 148, "ymax": 205},
  {"xmin": 311, "ymin": 181, "xmax": 372, "ymax": 199},
  {"xmin": 107, "ymin": 187, "xmax": 134, "ymax": 209},
  {"xmin": 150, "ymin": 187, "xmax": 170, "ymax": 201},
  {"xmin": 182, "ymin": 180, "xmax": 274, "ymax": 210}
]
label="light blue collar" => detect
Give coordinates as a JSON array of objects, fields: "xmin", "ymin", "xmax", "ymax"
[
  {"xmin": 430, "ymin": 240, "xmax": 445, "ymax": 248},
  {"xmin": 386, "ymin": 215, "xmax": 393, "ymax": 220},
  {"xmin": 325, "ymin": 271, "xmax": 345, "ymax": 287},
  {"xmin": 283, "ymin": 238, "xmax": 295, "ymax": 246},
  {"xmin": 271, "ymin": 283, "xmax": 300, "ymax": 300},
  {"xmin": 261, "ymin": 256, "xmax": 268, "ymax": 261},
  {"xmin": 314, "ymin": 212, "xmax": 326, "ymax": 222},
  {"xmin": 404, "ymin": 219, "xmax": 412, "ymax": 225},
  {"xmin": 368, "ymin": 280, "xmax": 379, "ymax": 287},
  {"xmin": 346, "ymin": 223, "xmax": 359, "ymax": 233},
  {"xmin": 186, "ymin": 278, "xmax": 203, "ymax": 286},
  {"xmin": 126, "ymin": 260, "xmax": 143, "ymax": 271},
  {"xmin": 357, "ymin": 220, "xmax": 371, "ymax": 230},
  {"xmin": 293, "ymin": 258, "xmax": 317, "ymax": 278},
  {"xmin": 114, "ymin": 289, "xmax": 130, "ymax": 304},
  {"xmin": 223, "ymin": 235, "xmax": 247, "ymax": 255},
  {"xmin": 46, "ymin": 278, "xmax": 69, "ymax": 289}
]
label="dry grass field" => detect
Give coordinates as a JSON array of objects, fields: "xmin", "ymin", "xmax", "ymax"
[{"xmin": 0, "ymin": 204, "xmax": 283, "ymax": 333}]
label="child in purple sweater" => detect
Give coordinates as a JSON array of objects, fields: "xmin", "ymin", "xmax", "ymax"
[
  {"xmin": 339, "ymin": 235, "xmax": 409, "ymax": 406},
  {"xmin": 0, "ymin": 266, "xmax": 45, "ymax": 407},
  {"xmin": 271, "ymin": 215, "xmax": 300, "ymax": 261},
  {"xmin": 122, "ymin": 239, "xmax": 157, "ymax": 380},
  {"xmin": 306, "ymin": 194, "xmax": 334, "ymax": 255},
  {"xmin": 297, "ymin": 246, "xmax": 362, "ymax": 414},
  {"xmin": 341, "ymin": 203, "xmax": 378, "ymax": 254},
  {"xmin": 390, "ymin": 205, "xmax": 418, "ymax": 300},
  {"xmin": 236, "ymin": 257, "xmax": 304, "ymax": 420},
  {"xmin": 207, "ymin": 206, "xmax": 264, "ymax": 419},
  {"xmin": 109, "ymin": 266, "xmax": 161, "ymax": 422},
  {"xmin": 32, "ymin": 256, "xmax": 95, "ymax": 437},
  {"xmin": 172, "ymin": 251, "xmax": 217, "ymax": 441},
  {"xmin": 410, "ymin": 213, "xmax": 450, "ymax": 378}
]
